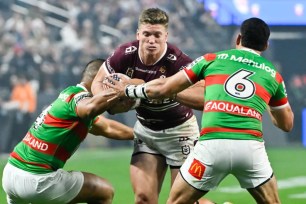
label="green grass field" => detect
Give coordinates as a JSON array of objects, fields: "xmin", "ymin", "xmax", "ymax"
[{"xmin": 1, "ymin": 147, "xmax": 306, "ymax": 204}]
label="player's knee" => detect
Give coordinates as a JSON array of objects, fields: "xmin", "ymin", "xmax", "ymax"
[
  {"xmin": 135, "ymin": 191, "xmax": 155, "ymax": 204},
  {"xmin": 98, "ymin": 179, "xmax": 115, "ymax": 201}
]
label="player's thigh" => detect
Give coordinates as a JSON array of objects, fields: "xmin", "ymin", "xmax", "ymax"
[
  {"xmin": 130, "ymin": 153, "xmax": 168, "ymax": 193},
  {"xmin": 69, "ymin": 172, "xmax": 114, "ymax": 203},
  {"xmin": 170, "ymin": 168, "xmax": 180, "ymax": 186},
  {"xmin": 167, "ymin": 172, "xmax": 207, "ymax": 204},
  {"xmin": 247, "ymin": 175, "xmax": 280, "ymax": 204}
]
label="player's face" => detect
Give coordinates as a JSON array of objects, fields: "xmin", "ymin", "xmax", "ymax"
[{"xmin": 137, "ymin": 23, "xmax": 168, "ymax": 57}]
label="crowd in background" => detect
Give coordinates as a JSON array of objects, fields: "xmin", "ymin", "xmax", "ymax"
[
  {"xmin": 0, "ymin": 0, "xmax": 227, "ymax": 98},
  {"xmin": 0, "ymin": 0, "xmax": 229, "ymax": 152}
]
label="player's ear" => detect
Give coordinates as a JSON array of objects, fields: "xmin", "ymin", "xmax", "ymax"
[
  {"xmin": 236, "ymin": 34, "xmax": 242, "ymax": 46},
  {"xmin": 136, "ymin": 29, "xmax": 140, "ymax": 40},
  {"xmin": 263, "ymin": 41, "xmax": 269, "ymax": 51}
]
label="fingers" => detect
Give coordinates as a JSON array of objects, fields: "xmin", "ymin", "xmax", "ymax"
[
  {"xmin": 107, "ymin": 95, "xmax": 119, "ymax": 102},
  {"xmin": 101, "ymin": 90, "xmax": 117, "ymax": 97}
]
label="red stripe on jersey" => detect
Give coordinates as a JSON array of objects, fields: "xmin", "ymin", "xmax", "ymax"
[
  {"xmin": 201, "ymin": 127, "xmax": 262, "ymax": 137},
  {"xmin": 275, "ymin": 72, "xmax": 283, "ymax": 83},
  {"xmin": 269, "ymin": 97, "xmax": 288, "ymax": 107},
  {"xmin": 45, "ymin": 113, "xmax": 88, "ymax": 145},
  {"xmin": 205, "ymin": 74, "xmax": 271, "ymax": 103},
  {"xmin": 73, "ymin": 121, "xmax": 89, "ymax": 140},
  {"xmin": 254, "ymin": 83, "xmax": 271, "ymax": 103},
  {"xmin": 54, "ymin": 147, "xmax": 71, "ymax": 162},
  {"xmin": 184, "ymin": 68, "xmax": 198, "ymax": 84},
  {"xmin": 65, "ymin": 93, "xmax": 76, "ymax": 102},
  {"xmin": 44, "ymin": 113, "xmax": 75, "ymax": 128},
  {"xmin": 10, "ymin": 151, "xmax": 53, "ymax": 170},
  {"xmin": 204, "ymin": 53, "xmax": 217, "ymax": 61},
  {"xmin": 205, "ymin": 74, "xmax": 228, "ymax": 86}
]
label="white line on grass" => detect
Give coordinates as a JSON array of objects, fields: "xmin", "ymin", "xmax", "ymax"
[{"xmin": 218, "ymin": 176, "xmax": 306, "ymax": 193}]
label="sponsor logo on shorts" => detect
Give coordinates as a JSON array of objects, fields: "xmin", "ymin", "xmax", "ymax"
[{"xmin": 188, "ymin": 158, "xmax": 205, "ymax": 180}]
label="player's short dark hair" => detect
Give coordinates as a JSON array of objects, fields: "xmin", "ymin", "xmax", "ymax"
[
  {"xmin": 82, "ymin": 58, "xmax": 105, "ymax": 81},
  {"xmin": 138, "ymin": 8, "xmax": 169, "ymax": 29},
  {"xmin": 240, "ymin": 17, "xmax": 270, "ymax": 51}
]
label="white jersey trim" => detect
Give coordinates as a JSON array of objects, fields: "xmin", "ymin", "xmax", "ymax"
[{"xmin": 269, "ymin": 102, "xmax": 289, "ymax": 110}]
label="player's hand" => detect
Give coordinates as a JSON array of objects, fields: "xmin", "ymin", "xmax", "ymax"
[{"xmin": 103, "ymin": 74, "xmax": 129, "ymax": 98}]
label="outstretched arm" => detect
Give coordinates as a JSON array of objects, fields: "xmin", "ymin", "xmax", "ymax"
[
  {"xmin": 104, "ymin": 71, "xmax": 193, "ymax": 100},
  {"xmin": 90, "ymin": 115, "xmax": 134, "ymax": 140},
  {"xmin": 174, "ymin": 80, "xmax": 205, "ymax": 110}
]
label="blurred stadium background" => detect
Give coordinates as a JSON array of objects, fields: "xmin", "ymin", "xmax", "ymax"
[{"xmin": 0, "ymin": 0, "xmax": 306, "ymax": 203}]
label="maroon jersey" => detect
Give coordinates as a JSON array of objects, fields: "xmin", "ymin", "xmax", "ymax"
[{"xmin": 105, "ymin": 40, "xmax": 194, "ymax": 130}]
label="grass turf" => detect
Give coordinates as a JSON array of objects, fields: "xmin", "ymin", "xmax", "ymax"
[{"xmin": 1, "ymin": 147, "xmax": 306, "ymax": 203}]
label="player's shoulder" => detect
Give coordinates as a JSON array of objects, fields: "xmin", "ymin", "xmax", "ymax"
[
  {"xmin": 57, "ymin": 85, "xmax": 88, "ymax": 103},
  {"xmin": 167, "ymin": 42, "xmax": 189, "ymax": 58},
  {"xmin": 166, "ymin": 42, "xmax": 192, "ymax": 65},
  {"xmin": 115, "ymin": 40, "xmax": 139, "ymax": 56}
]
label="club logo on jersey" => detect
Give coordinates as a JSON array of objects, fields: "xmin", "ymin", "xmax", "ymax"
[
  {"xmin": 126, "ymin": 68, "xmax": 134, "ymax": 78},
  {"xmin": 182, "ymin": 145, "xmax": 190, "ymax": 155},
  {"xmin": 125, "ymin": 46, "xmax": 137, "ymax": 54},
  {"xmin": 159, "ymin": 66, "xmax": 166, "ymax": 73},
  {"xmin": 167, "ymin": 54, "xmax": 177, "ymax": 61},
  {"xmin": 33, "ymin": 105, "xmax": 52, "ymax": 130},
  {"xmin": 188, "ymin": 158, "xmax": 205, "ymax": 180},
  {"xmin": 74, "ymin": 92, "xmax": 92, "ymax": 105}
]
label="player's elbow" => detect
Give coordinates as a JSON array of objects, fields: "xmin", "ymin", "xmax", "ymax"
[{"xmin": 85, "ymin": 104, "xmax": 105, "ymax": 119}]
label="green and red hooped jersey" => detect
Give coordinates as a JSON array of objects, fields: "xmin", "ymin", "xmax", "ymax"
[
  {"xmin": 8, "ymin": 84, "xmax": 98, "ymax": 173},
  {"xmin": 184, "ymin": 48, "xmax": 289, "ymax": 142}
]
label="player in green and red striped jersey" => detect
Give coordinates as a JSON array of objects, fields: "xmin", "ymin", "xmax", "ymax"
[
  {"xmin": 104, "ymin": 18, "xmax": 294, "ymax": 204},
  {"xmin": 2, "ymin": 59, "xmax": 135, "ymax": 204}
]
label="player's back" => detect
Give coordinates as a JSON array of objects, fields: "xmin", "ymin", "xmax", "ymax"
[
  {"xmin": 9, "ymin": 85, "xmax": 94, "ymax": 173},
  {"xmin": 200, "ymin": 49, "xmax": 285, "ymax": 141}
]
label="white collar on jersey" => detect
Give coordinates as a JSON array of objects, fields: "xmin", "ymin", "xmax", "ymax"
[
  {"xmin": 76, "ymin": 83, "xmax": 88, "ymax": 92},
  {"xmin": 240, "ymin": 47, "xmax": 260, "ymax": 55},
  {"xmin": 138, "ymin": 43, "xmax": 168, "ymax": 65}
]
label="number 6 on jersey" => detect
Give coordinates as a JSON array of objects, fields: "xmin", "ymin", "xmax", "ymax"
[{"xmin": 224, "ymin": 69, "xmax": 255, "ymax": 99}]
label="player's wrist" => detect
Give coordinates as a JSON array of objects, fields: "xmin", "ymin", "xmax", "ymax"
[{"xmin": 125, "ymin": 84, "xmax": 148, "ymax": 99}]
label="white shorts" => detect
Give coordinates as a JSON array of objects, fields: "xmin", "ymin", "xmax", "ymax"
[
  {"xmin": 2, "ymin": 162, "xmax": 84, "ymax": 204},
  {"xmin": 180, "ymin": 139, "xmax": 273, "ymax": 191},
  {"xmin": 133, "ymin": 115, "xmax": 200, "ymax": 167}
]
